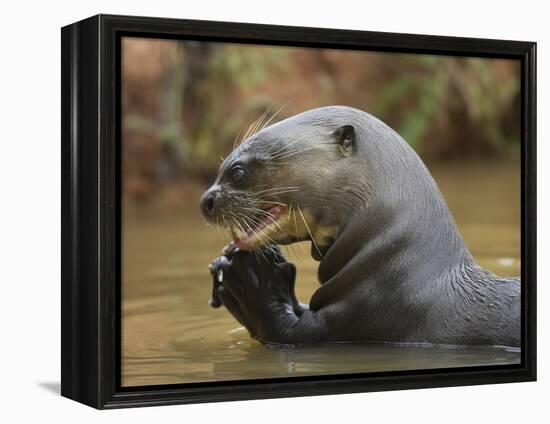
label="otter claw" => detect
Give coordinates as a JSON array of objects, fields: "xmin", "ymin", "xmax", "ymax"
[
  {"xmin": 209, "ymin": 296, "xmax": 222, "ymax": 308},
  {"xmin": 209, "ymin": 263, "xmax": 223, "ymax": 309},
  {"xmin": 209, "ymin": 256, "xmax": 230, "ymax": 309}
]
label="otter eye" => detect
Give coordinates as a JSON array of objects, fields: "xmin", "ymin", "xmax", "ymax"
[{"xmin": 231, "ymin": 166, "xmax": 247, "ymax": 184}]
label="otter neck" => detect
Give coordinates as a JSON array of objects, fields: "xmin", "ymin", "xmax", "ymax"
[{"xmin": 315, "ymin": 128, "xmax": 474, "ymax": 293}]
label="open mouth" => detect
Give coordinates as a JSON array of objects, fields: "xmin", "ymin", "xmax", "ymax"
[{"xmin": 232, "ymin": 205, "xmax": 287, "ymax": 251}]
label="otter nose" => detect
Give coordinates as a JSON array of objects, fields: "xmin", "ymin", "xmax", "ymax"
[
  {"xmin": 200, "ymin": 189, "xmax": 218, "ymax": 218},
  {"xmin": 200, "ymin": 191, "xmax": 215, "ymax": 217}
]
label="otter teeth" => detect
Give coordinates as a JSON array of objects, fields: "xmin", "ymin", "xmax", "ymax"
[{"xmin": 233, "ymin": 205, "xmax": 284, "ymax": 250}]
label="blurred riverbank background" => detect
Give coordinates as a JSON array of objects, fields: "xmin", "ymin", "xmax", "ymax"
[
  {"xmin": 122, "ymin": 37, "xmax": 520, "ymax": 210},
  {"xmin": 121, "ymin": 37, "xmax": 521, "ymax": 386}
]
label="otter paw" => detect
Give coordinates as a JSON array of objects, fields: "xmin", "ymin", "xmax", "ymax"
[
  {"xmin": 208, "ymin": 255, "xmax": 232, "ymax": 308},
  {"xmin": 208, "ymin": 250, "xmax": 298, "ymax": 340}
]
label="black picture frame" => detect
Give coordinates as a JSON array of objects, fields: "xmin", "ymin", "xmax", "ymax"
[{"xmin": 61, "ymin": 14, "xmax": 537, "ymax": 409}]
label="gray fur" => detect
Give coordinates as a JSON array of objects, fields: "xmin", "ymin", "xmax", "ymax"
[{"xmin": 205, "ymin": 106, "xmax": 520, "ymax": 347}]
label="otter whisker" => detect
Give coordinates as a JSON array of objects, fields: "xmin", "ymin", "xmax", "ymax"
[
  {"xmin": 241, "ymin": 116, "xmax": 260, "ymax": 143},
  {"xmin": 271, "ymin": 140, "xmax": 335, "ymax": 158},
  {"xmin": 240, "ymin": 114, "xmax": 264, "ymax": 145},
  {"xmin": 289, "ymin": 205, "xmax": 308, "ymax": 259},
  {"xmin": 259, "ymin": 101, "xmax": 289, "ymax": 132},
  {"xmin": 248, "ymin": 207, "xmax": 286, "ymax": 227},
  {"xmin": 255, "ymin": 191, "xmax": 299, "ymax": 197},
  {"xmin": 238, "ymin": 212, "xmax": 278, "ymax": 241},
  {"xmin": 230, "ymin": 215, "xmax": 248, "ymax": 239},
  {"xmin": 221, "ymin": 213, "xmax": 230, "ymax": 232},
  {"xmin": 254, "ymin": 186, "xmax": 299, "ymax": 195},
  {"xmin": 268, "ymin": 128, "xmax": 317, "ymax": 155},
  {"xmin": 230, "ymin": 214, "xmax": 270, "ymax": 261},
  {"xmin": 254, "ymin": 186, "xmax": 299, "ymax": 192},
  {"xmin": 233, "ymin": 212, "xmax": 279, "ymax": 263},
  {"xmin": 256, "ymin": 188, "xmax": 300, "ymax": 195},
  {"xmin": 232, "ymin": 210, "xmax": 296, "ymax": 261},
  {"xmin": 255, "ymin": 191, "xmax": 300, "ymax": 199},
  {"xmin": 214, "ymin": 216, "xmax": 224, "ymax": 239},
  {"xmin": 255, "ymin": 204, "xmax": 302, "ymax": 259},
  {"xmin": 248, "ymin": 109, "xmax": 270, "ymax": 140},
  {"xmin": 256, "ymin": 192, "xmax": 300, "ymax": 201},
  {"xmin": 272, "ymin": 145, "xmax": 332, "ymax": 160},
  {"xmin": 298, "ymin": 206, "xmax": 322, "ymax": 258},
  {"xmin": 247, "ymin": 183, "xmax": 271, "ymax": 192},
  {"xmin": 270, "ymin": 140, "xmax": 335, "ymax": 159},
  {"xmin": 253, "ymin": 200, "xmax": 289, "ymax": 208},
  {"xmin": 228, "ymin": 211, "xmax": 256, "ymax": 237},
  {"xmin": 242, "ymin": 206, "xmax": 289, "ymax": 240},
  {"xmin": 214, "ymin": 216, "xmax": 233, "ymax": 243},
  {"xmin": 242, "ymin": 107, "xmax": 271, "ymax": 143},
  {"xmin": 232, "ymin": 128, "xmax": 243, "ymax": 151},
  {"xmin": 249, "ymin": 222, "xmax": 277, "ymax": 249},
  {"xmin": 288, "ymin": 204, "xmax": 295, "ymax": 230},
  {"xmin": 238, "ymin": 217, "xmax": 269, "ymax": 262}
]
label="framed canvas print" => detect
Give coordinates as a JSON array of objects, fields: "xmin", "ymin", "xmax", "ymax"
[{"xmin": 61, "ymin": 14, "xmax": 536, "ymax": 409}]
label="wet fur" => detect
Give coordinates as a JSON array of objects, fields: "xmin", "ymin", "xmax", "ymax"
[{"xmin": 205, "ymin": 106, "xmax": 521, "ymax": 347}]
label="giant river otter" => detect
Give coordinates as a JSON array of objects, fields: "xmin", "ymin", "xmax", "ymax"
[{"xmin": 199, "ymin": 106, "xmax": 520, "ymax": 347}]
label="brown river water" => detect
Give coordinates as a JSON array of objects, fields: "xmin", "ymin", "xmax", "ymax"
[{"xmin": 122, "ymin": 161, "xmax": 521, "ymax": 387}]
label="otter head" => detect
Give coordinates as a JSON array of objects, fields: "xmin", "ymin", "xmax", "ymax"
[{"xmin": 200, "ymin": 108, "xmax": 370, "ymax": 260}]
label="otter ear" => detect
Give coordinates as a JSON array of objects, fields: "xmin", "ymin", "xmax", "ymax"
[{"xmin": 333, "ymin": 125, "xmax": 356, "ymax": 157}]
